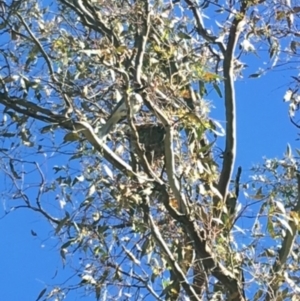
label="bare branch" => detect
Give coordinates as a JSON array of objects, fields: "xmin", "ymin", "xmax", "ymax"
[
  {"xmin": 107, "ymin": 261, "xmax": 164, "ymax": 301},
  {"xmin": 59, "ymin": 0, "xmax": 121, "ymax": 48},
  {"xmin": 217, "ymin": 3, "xmax": 247, "ymax": 202},
  {"xmin": 0, "ymin": 92, "xmax": 62, "ymax": 123},
  {"xmin": 184, "ymin": 0, "xmax": 226, "ymax": 54},
  {"xmin": 0, "ymin": 93, "xmax": 155, "ymax": 183},
  {"xmin": 17, "ymin": 13, "xmax": 58, "ymax": 83}
]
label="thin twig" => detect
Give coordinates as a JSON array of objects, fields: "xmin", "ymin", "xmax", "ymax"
[{"xmin": 17, "ymin": 13, "xmax": 58, "ymax": 83}]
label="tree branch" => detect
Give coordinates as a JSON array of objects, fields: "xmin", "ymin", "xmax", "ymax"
[
  {"xmin": 144, "ymin": 94, "xmax": 189, "ymax": 214},
  {"xmin": 186, "ymin": 220, "xmax": 245, "ymax": 301},
  {"xmin": 59, "ymin": 0, "xmax": 121, "ymax": 48},
  {"xmin": 157, "ymin": 187, "xmax": 245, "ymax": 301},
  {"xmin": 143, "ymin": 201, "xmax": 202, "ymax": 301},
  {"xmin": 265, "ymin": 173, "xmax": 300, "ymax": 301},
  {"xmin": 184, "ymin": 0, "xmax": 226, "ymax": 54},
  {"xmin": 17, "ymin": 13, "xmax": 58, "ymax": 83},
  {"xmin": 0, "ymin": 93, "xmax": 155, "ymax": 184},
  {"xmin": 72, "ymin": 120, "xmax": 154, "ymax": 182},
  {"xmin": 217, "ymin": 3, "xmax": 247, "ymax": 202},
  {"xmin": 133, "ymin": 0, "xmax": 150, "ymax": 86}
]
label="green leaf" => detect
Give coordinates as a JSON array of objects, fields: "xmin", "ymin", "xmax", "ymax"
[
  {"xmin": 249, "ymin": 73, "xmax": 262, "ymax": 78},
  {"xmin": 213, "ymin": 82, "xmax": 222, "ymax": 98},
  {"xmin": 72, "ymin": 175, "xmax": 85, "ymax": 186},
  {"xmin": 286, "ymin": 143, "xmax": 292, "ymax": 158},
  {"xmin": 53, "ymin": 165, "xmax": 65, "ymax": 174},
  {"xmin": 199, "ymin": 81, "xmax": 207, "ymax": 97},
  {"xmin": 267, "ymin": 217, "xmax": 275, "ymax": 238},
  {"xmin": 95, "ymin": 285, "xmax": 101, "ymax": 300},
  {"xmin": 290, "ymin": 41, "xmax": 299, "ymax": 54},
  {"xmin": 253, "ymin": 187, "xmax": 265, "ymax": 200},
  {"xmin": 226, "ymin": 197, "xmax": 237, "ymax": 215},
  {"xmin": 141, "ymin": 237, "xmax": 154, "ymax": 257},
  {"xmin": 60, "ymin": 238, "xmax": 76, "ymax": 263},
  {"xmin": 35, "ymin": 288, "xmax": 47, "ymax": 301},
  {"xmin": 40, "ymin": 125, "xmax": 54, "ymax": 134},
  {"xmin": 277, "ymin": 217, "xmax": 293, "ymax": 235},
  {"xmin": 55, "ymin": 215, "xmax": 70, "ymax": 234},
  {"xmin": 178, "ymin": 31, "xmax": 191, "ymax": 39},
  {"xmin": 269, "ymin": 37, "xmax": 279, "ymax": 58},
  {"xmin": 61, "ymin": 240, "xmax": 75, "ymax": 250},
  {"xmin": 70, "ymin": 153, "xmax": 82, "ymax": 160},
  {"xmin": 2, "ymin": 132, "xmax": 15, "ymax": 137},
  {"xmin": 253, "ymin": 289, "xmax": 263, "ymax": 301},
  {"xmin": 63, "ymin": 132, "xmax": 79, "ymax": 142}
]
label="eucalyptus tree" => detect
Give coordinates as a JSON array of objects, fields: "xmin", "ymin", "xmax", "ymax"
[{"xmin": 0, "ymin": 1, "xmax": 299, "ymax": 301}]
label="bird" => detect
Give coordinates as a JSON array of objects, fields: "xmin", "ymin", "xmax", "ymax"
[{"xmin": 98, "ymin": 87, "xmax": 145, "ymax": 140}]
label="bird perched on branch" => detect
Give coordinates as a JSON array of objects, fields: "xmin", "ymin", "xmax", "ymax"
[{"xmin": 98, "ymin": 87, "xmax": 145, "ymax": 140}]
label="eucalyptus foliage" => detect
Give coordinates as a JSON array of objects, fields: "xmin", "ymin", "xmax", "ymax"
[{"xmin": 0, "ymin": 1, "xmax": 300, "ymax": 301}]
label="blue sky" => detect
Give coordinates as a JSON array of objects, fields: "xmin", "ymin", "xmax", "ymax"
[{"xmin": 235, "ymin": 72, "xmax": 298, "ymax": 164}]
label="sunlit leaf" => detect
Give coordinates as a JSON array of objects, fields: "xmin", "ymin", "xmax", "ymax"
[
  {"xmin": 277, "ymin": 217, "xmax": 293, "ymax": 235},
  {"xmin": 141, "ymin": 237, "xmax": 154, "ymax": 257},
  {"xmin": 80, "ymin": 49, "xmax": 102, "ymax": 56},
  {"xmin": 103, "ymin": 164, "xmax": 114, "ymax": 180},
  {"xmin": 92, "ymin": 211, "xmax": 101, "ymax": 221},
  {"xmin": 209, "ymin": 119, "xmax": 225, "ymax": 136},
  {"xmin": 275, "ymin": 201, "xmax": 286, "ymax": 214},
  {"xmin": 88, "ymin": 184, "xmax": 96, "ymax": 197},
  {"xmin": 240, "ymin": 39, "xmax": 256, "ymax": 52},
  {"xmin": 82, "ymin": 274, "xmax": 96, "ymax": 284},
  {"xmin": 72, "ymin": 175, "xmax": 85, "ymax": 186},
  {"xmin": 122, "ymin": 246, "xmax": 141, "ymax": 265},
  {"xmin": 284, "ymin": 90, "xmax": 293, "ymax": 102}
]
